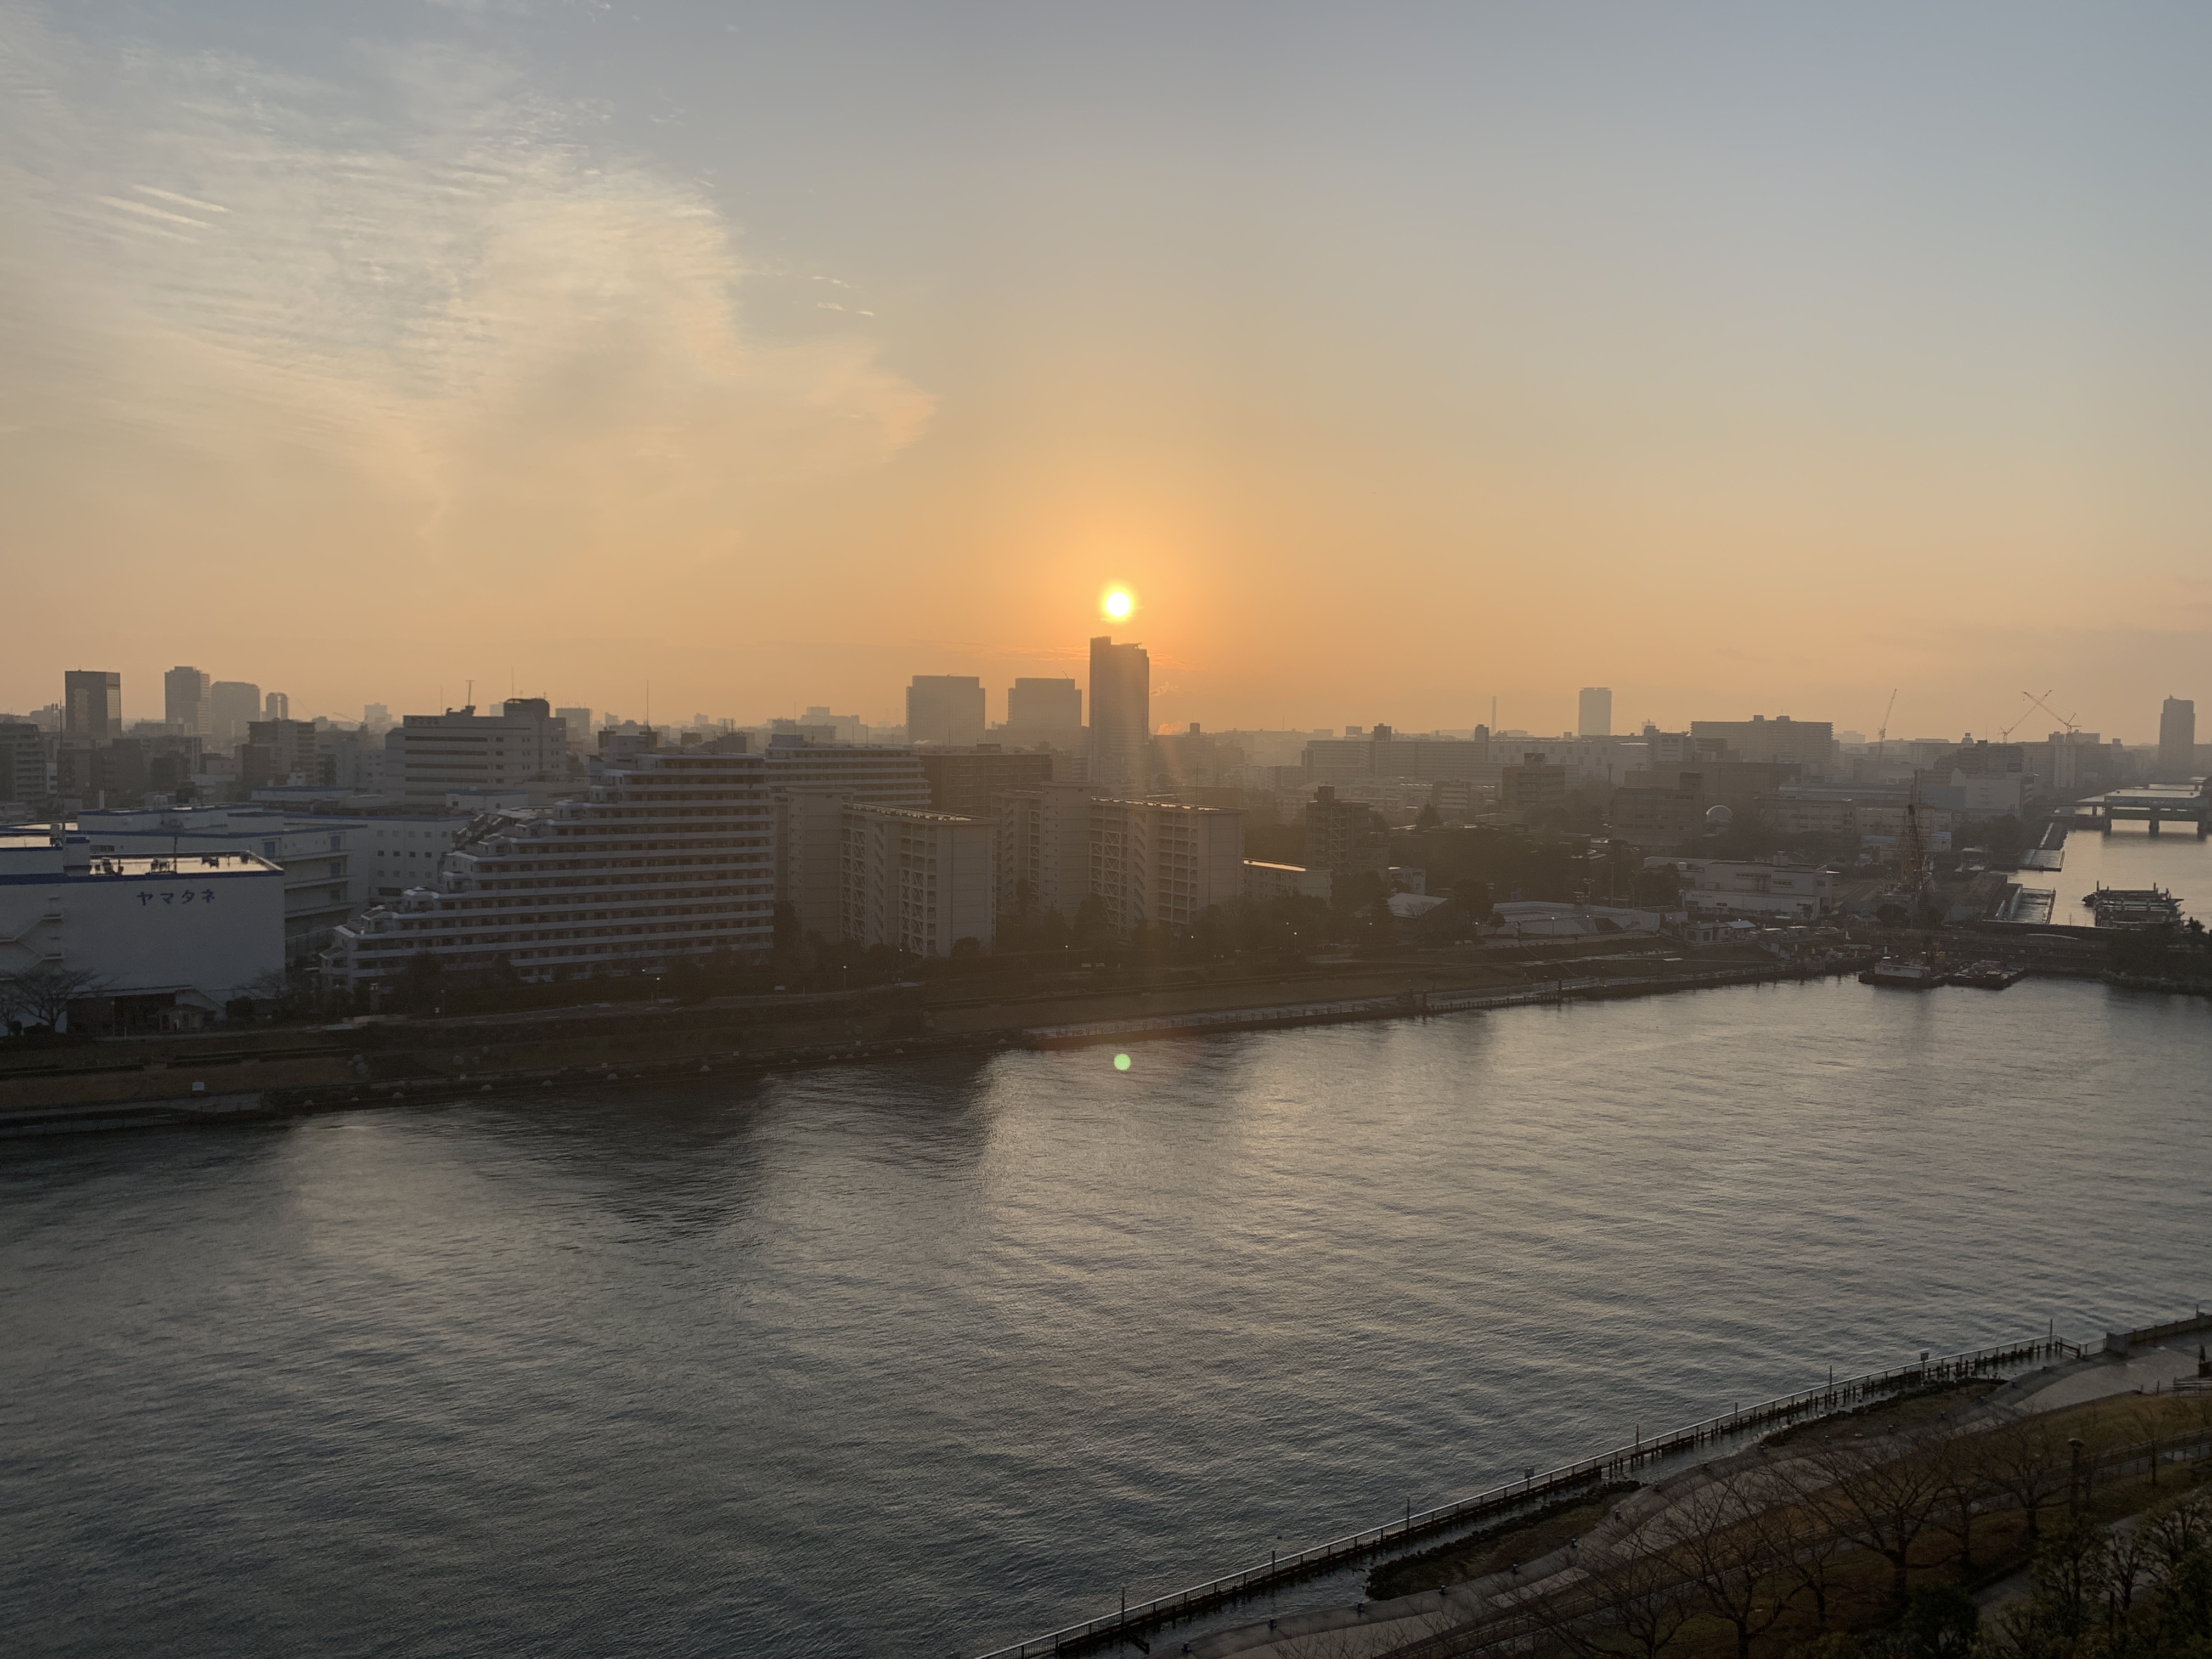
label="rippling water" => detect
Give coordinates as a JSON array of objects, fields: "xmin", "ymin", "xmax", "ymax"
[{"xmin": 4, "ymin": 974, "xmax": 2209, "ymax": 1658}]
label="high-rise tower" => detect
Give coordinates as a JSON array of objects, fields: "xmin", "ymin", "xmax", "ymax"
[
  {"xmin": 165, "ymin": 666, "xmax": 212, "ymax": 735},
  {"xmin": 1088, "ymin": 636, "xmax": 1150, "ymax": 794},
  {"xmin": 1577, "ymin": 687, "xmax": 1612, "ymax": 738},
  {"xmin": 2159, "ymin": 697, "xmax": 2197, "ymax": 778},
  {"xmin": 64, "ymin": 670, "xmax": 122, "ymax": 740}
]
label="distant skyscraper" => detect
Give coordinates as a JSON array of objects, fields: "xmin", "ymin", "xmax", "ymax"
[
  {"xmin": 264, "ymin": 690, "xmax": 290, "ymax": 720},
  {"xmin": 1088, "ymin": 636, "xmax": 1150, "ymax": 793},
  {"xmin": 364, "ymin": 702, "xmax": 393, "ymax": 730},
  {"xmin": 2159, "ymin": 697, "xmax": 2197, "ymax": 777},
  {"xmin": 64, "ymin": 670, "xmax": 122, "ymax": 740},
  {"xmin": 164, "ymin": 666, "xmax": 212, "ymax": 735},
  {"xmin": 1005, "ymin": 677, "xmax": 1082, "ymax": 747},
  {"xmin": 211, "ymin": 681, "xmax": 262, "ymax": 743},
  {"xmin": 1578, "ymin": 687, "xmax": 1612, "ymax": 738},
  {"xmin": 905, "ymin": 676, "xmax": 985, "ymax": 747}
]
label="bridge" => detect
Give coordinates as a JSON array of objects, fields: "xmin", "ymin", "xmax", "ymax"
[{"xmin": 2073, "ymin": 784, "xmax": 2209, "ymax": 837}]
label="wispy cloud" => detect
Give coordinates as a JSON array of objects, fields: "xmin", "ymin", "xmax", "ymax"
[{"xmin": 0, "ymin": 4, "xmax": 932, "ymax": 622}]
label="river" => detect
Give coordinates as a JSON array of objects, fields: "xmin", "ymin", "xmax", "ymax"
[
  {"xmin": 2010, "ymin": 817, "xmax": 2212, "ymax": 921},
  {"xmin": 4, "ymin": 969, "xmax": 2209, "ymax": 1657}
]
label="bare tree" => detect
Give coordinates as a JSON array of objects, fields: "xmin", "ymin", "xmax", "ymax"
[
  {"xmin": 0, "ymin": 966, "xmax": 109, "ymax": 1031},
  {"xmin": 1754, "ymin": 1492, "xmax": 1848, "ymax": 1635},
  {"xmin": 1979, "ymin": 1413, "xmax": 2072, "ymax": 1542},
  {"xmin": 1926, "ymin": 1426, "xmax": 1998, "ymax": 1575},
  {"xmin": 1655, "ymin": 1470, "xmax": 1797, "ymax": 1659},
  {"xmin": 1520, "ymin": 1541, "xmax": 1697, "ymax": 1659},
  {"xmin": 1792, "ymin": 1431, "xmax": 1949, "ymax": 1613},
  {"xmin": 2142, "ymin": 1485, "xmax": 2212, "ymax": 1589}
]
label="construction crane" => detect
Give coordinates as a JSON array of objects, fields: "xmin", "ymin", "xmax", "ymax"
[
  {"xmin": 2021, "ymin": 689, "xmax": 2080, "ymax": 736},
  {"xmin": 1874, "ymin": 689, "xmax": 1898, "ymax": 761}
]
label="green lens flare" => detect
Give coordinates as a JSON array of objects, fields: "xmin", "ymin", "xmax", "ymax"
[{"xmin": 1113, "ymin": 1052, "xmax": 1131, "ymax": 1071}]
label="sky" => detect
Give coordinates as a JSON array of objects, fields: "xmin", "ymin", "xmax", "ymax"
[{"xmin": 4, "ymin": 2, "xmax": 2212, "ymax": 742}]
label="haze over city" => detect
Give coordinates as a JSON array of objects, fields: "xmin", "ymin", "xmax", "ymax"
[
  {"xmin": 7, "ymin": 1, "xmax": 2212, "ymax": 737},
  {"xmin": 10, "ymin": 10, "xmax": 2212, "ymax": 1659}
]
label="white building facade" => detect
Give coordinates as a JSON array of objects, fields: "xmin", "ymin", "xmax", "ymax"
[
  {"xmin": 383, "ymin": 699, "xmax": 571, "ymax": 802},
  {"xmin": 325, "ymin": 749, "xmax": 776, "ymax": 986},
  {"xmin": 0, "ymin": 834, "xmax": 284, "ymax": 1026},
  {"xmin": 839, "ymin": 806, "xmax": 996, "ymax": 956}
]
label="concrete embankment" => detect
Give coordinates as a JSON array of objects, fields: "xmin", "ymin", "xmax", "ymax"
[{"xmin": 0, "ymin": 950, "xmax": 1863, "ymax": 1141}]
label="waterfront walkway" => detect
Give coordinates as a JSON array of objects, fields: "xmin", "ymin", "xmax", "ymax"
[{"xmin": 1168, "ymin": 1328, "xmax": 2211, "ymax": 1659}]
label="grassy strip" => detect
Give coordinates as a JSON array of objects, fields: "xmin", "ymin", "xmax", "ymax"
[
  {"xmin": 1366, "ymin": 1482, "xmax": 1641, "ymax": 1600},
  {"xmin": 1760, "ymin": 1379, "xmax": 1998, "ymax": 1448}
]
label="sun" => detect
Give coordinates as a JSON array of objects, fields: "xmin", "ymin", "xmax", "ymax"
[{"xmin": 1102, "ymin": 589, "xmax": 1134, "ymax": 620}]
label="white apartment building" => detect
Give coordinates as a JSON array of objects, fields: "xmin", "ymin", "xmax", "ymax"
[
  {"xmin": 1090, "ymin": 797, "xmax": 1246, "ymax": 934},
  {"xmin": 767, "ymin": 737, "xmax": 934, "ymax": 941},
  {"xmin": 998, "ymin": 785, "xmax": 1246, "ymax": 933},
  {"xmin": 1000, "ymin": 781, "xmax": 1109, "ymax": 919},
  {"xmin": 839, "ymin": 805, "xmax": 995, "ymax": 956},
  {"xmin": 762, "ymin": 736, "xmax": 929, "ymax": 805},
  {"xmin": 0, "ymin": 833, "xmax": 284, "ymax": 1026},
  {"xmin": 1647, "ymin": 856, "xmax": 1834, "ymax": 920},
  {"xmin": 383, "ymin": 699, "xmax": 570, "ymax": 802},
  {"xmin": 325, "ymin": 749, "xmax": 776, "ymax": 987}
]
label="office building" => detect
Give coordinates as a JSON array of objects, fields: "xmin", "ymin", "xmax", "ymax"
[
  {"xmin": 1578, "ymin": 687, "xmax": 1612, "ymax": 738},
  {"xmin": 165, "ymin": 667, "xmax": 213, "ymax": 735},
  {"xmin": 840, "ymin": 806, "xmax": 996, "ymax": 956},
  {"xmin": 2160, "ymin": 697, "xmax": 2197, "ymax": 779},
  {"xmin": 0, "ymin": 722, "xmax": 45, "ymax": 813},
  {"xmin": 1088, "ymin": 636, "xmax": 1151, "ymax": 792},
  {"xmin": 211, "ymin": 682, "xmax": 263, "ymax": 744},
  {"xmin": 326, "ymin": 747, "xmax": 777, "ymax": 988},
  {"xmin": 264, "ymin": 691, "xmax": 291, "ymax": 721},
  {"xmin": 0, "ymin": 831, "xmax": 284, "ymax": 1029},
  {"xmin": 383, "ymin": 699, "xmax": 571, "ymax": 802},
  {"xmin": 1004, "ymin": 678, "xmax": 1082, "ymax": 748},
  {"xmin": 362, "ymin": 702, "xmax": 393, "ymax": 733},
  {"xmin": 1302, "ymin": 725, "xmax": 1492, "ymax": 783},
  {"xmin": 238, "ymin": 719, "xmax": 326, "ymax": 791},
  {"xmin": 906, "ymin": 676, "xmax": 986, "ymax": 748},
  {"xmin": 64, "ymin": 671, "xmax": 122, "ymax": 741},
  {"xmin": 555, "ymin": 708, "xmax": 594, "ymax": 749},
  {"xmin": 918, "ymin": 747, "xmax": 1054, "ymax": 819},
  {"xmin": 1689, "ymin": 715, "xmax": 1836, "ymax": 771},
  {"xmin": 1499, "ymin": 753, "xmax": 1568, "ymax": 822},
  {"xmin": 1646, "ymin": 856, "xmax": 1835, "ymax": 921}
]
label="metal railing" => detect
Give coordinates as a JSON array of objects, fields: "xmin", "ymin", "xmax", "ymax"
[{"xmin": 970, "ymin": 1333, "xmax": 2072, "ymax": 1658}]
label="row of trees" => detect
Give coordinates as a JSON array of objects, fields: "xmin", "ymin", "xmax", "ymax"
[{"xmin": 1396, "ymin": 1406, "xmax": 2211, "ymax": 1659}]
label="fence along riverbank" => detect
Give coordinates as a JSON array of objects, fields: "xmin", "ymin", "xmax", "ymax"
[{"xmin": 970, "ymin": 1334, "xmax": 2075, "ymax": 1659}]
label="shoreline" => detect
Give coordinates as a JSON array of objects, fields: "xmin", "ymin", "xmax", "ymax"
[{"xmin": 0, "ymin": 957, "xmax": 1875, "ymax": 1140}]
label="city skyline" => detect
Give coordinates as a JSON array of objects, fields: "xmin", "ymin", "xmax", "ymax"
[{"xmin": 7, "ymin": 4, "xmax": 2212, "ymax": 737}]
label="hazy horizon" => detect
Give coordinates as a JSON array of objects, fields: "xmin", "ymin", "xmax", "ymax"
[{"xmin": 5, "ymin": 2, "xmax": 2211, "ymax": 742}]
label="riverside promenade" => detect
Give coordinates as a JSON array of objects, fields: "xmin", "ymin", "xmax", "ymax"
[{"xmin": 977, "ymin": 1311, "xmax": 2212, "ymax": 1659}]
